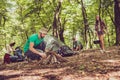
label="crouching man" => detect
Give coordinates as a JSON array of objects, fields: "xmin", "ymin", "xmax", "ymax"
[{"xmin": 23, "ymin": 28, "xmax": 48, "ymax": 60}]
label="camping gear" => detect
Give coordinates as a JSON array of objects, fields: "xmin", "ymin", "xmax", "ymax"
[
  {"xmin": 44, "ymin": 35, "xmax": 74, "ymax": 57},
  {"xmin": 4, "ymin": 53, "xmax": 11, "ymax": 64},
  {"xmin": 14, "ymin": 46, "xmax": 24, "ymax": 62},
  {"xmin": 93, "ymin": 40, "xmax": 100, "ymax": 44}
]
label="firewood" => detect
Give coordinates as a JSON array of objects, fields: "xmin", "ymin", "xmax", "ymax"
[
  {"xmin": 46, "ymin": 51, "xmax": 68, "ymax": 62},
  {"xmin": 39, "ymin": 51, "xmax": 68, "ymax": 64}
]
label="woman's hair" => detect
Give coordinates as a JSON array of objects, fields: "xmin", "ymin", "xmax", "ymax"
[
  {"xmin": 9, "ymin": 42, "xmax": 15, "ymax": 47},
  {"xmin": 95, "ymin": 15, "xmax": 101, "ymax": 26}
]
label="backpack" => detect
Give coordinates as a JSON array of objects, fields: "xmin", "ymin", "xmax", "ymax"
[
  {"xmin": 14, "ymin": 47, "xmax": 24, "ymax": 61},
  {"xmin": 57, "ymin": 45, "xmax": 74, "ymax": 57},
  {"xmin": 80, "ymin": 43, "xmax": 83, "ymax": 49},
  {"xmin": 4, "ymin": 53, "xmax": 11, "ymax": 64},
  {"xmin": 93, "ymin": 40, "xmax": 100, "ymax": 44}
]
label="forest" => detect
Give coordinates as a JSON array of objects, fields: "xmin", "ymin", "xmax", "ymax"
[{"xmin": 0, "ymin": 0, "xmax": 120, "ymax": 80}]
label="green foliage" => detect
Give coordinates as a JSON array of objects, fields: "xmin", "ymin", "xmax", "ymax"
[{"xmin": 0, "ymin": 0, "xmax": 116, "ymax": 56}]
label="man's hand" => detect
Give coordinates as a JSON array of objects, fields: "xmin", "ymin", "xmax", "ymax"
[{"xmin": 39, "ymin": 52, "xmax": 46, "ymax": 58}]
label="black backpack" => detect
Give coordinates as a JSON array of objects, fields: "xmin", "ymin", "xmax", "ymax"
[
  {"xmin": 14, "ymin": 47, "xmax": 24, "ymax": 61},
  {"xmin": 57, "ymin": 45, "xmax": 74, "ymax": 57}
]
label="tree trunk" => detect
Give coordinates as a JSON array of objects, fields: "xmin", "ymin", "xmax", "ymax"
[
  {"xmin": 79, "ymin": 0, "xmax": 90, "ymax": 49},
  {"xmin": 59, "ymin": 18, "xmax": 66, "ymax": 43},
  {"xmin": 98, "ymin": 0, "xmax": 101, "ymax": 16},
  {"xmin": 114, "ymin": 0, "xmax": 120, "ymax": 45},
  {"xmin": 52, "ymin": 0, "xmax": 62, "ymax": 38}
]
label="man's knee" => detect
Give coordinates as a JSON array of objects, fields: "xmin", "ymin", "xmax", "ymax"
[{"xmin": 25, "ymin": 50, "xmax": 41, "ymax": 60}]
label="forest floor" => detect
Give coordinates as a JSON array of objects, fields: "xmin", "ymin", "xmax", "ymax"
[{"xmin": 0, "ymin": 46, "xmax": 120, "ymax": 80}]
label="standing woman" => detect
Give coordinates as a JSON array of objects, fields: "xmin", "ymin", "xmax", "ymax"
[{"xmin": 95, "ymin": 15, "xmax": 107, "ymax": 53}]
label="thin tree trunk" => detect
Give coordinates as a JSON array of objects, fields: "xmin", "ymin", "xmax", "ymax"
[
  {"xmin": 59, "ymin": 18, "xmax": 66, "ymax": 43},
  {"xmin": 78, "ymin": 0, "xmax": 90, "ymax": 49},
  {"xmin": 114, "ymin": 0, "xmax": 120, "ymax": 45},
  {"xmin": 52, "ymin": 0, "xmax": 62, "ymax": 38},
  {"xmin": 98, "ymin": 0, "xmax": 102, "ymax": 16}
]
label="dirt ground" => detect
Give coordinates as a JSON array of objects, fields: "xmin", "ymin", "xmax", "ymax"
[{"xmin": 0, "ymin": 46, "xmax": 120, "ymax": 80}]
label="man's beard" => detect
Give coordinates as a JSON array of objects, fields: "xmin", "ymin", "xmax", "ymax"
[
  {"xmin": 40, "ymin": 33, "xmax": 44, "ymax": 38},
  {"xmin": 41, "ymin": 36, "xmax": 44, "ymax": 38}
]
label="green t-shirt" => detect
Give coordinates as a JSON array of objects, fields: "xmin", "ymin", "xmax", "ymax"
[{"xmin": 23, "ymin": 33, "xmax": 44, "ymax": 53}]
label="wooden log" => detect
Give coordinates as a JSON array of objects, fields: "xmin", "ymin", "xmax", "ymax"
[
  {"xmin": 46, "ymin": 51, "xmax": 68, "ymax": 62},
  {"xmin": 39, "ymin": 51, "xmax": 68, "ymax": 64}
]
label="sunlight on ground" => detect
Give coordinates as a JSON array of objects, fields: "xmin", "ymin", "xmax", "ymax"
[{"xmin": 99, "ymin": 60, "xmax": 120, "ymax": 63}]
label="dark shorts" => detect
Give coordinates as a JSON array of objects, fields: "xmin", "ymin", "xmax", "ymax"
[
  {"xmin": 25, "ymin": 50, "xmax": 41, "ymax": 60},
  {"xmin": 97, "ymin": 31, "xmax": 104, "ymax": 35}
]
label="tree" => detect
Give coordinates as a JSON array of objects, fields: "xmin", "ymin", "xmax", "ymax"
[
  {"xmin": 52, "ymin": 0, "xmax": 62, "ymax": 38},
  {"xmin": 114, "ymin": 0, "xmax": 120, "ymax": 45}
]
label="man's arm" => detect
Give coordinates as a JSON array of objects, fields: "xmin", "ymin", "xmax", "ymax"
[{"xmin": 29, "ymin": 42, "xmax": 46, "ymax": 58}]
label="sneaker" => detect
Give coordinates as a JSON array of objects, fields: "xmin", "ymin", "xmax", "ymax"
[
  {"xmin": 100, "ymin": 49, "xmax": 106, "ymax": 53},
  {"xmin": 100, "ymin": 50, "xmax": 104, "ymax": 53}
]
